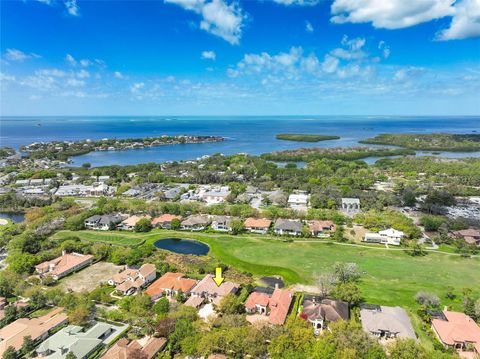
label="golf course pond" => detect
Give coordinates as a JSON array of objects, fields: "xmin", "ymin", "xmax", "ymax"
[{"xmin": 153, "ymin": 238, "xmax": 209, "ymax": 256}]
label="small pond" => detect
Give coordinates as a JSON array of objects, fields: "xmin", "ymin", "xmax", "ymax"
[
  {"xmin": 0, "ymin": 212, "xmax": 25, "ymax": 223},
  {"xmin": 154, "ymin": 238, "xmax": 209, "ymax": 256}
]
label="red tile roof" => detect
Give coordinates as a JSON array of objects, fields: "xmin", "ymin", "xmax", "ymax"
[
  {"xmin": 152, "ymin": 214, "xmax": 182, "ymax": 226},
  {"xmin": 268, "ymin": 288, "xmax": 293, "ymax": 325},
  {"xmin": 245, "ymin": 292, "xmax": 271, "ymax": 310},
  {"xmin": 35, "ymin": 252, "xmax": 93, "ymax": 277},
  {"xmin": 145, "ymin": 272, "xmax": 197, "ymax": 297},
  {"xmin": 432, "ymin": 310, "xmax": 480, "ymax": 353},
  {"xmin": 244, "ymin": 218, "xmax": 272, "ymax": 229}
]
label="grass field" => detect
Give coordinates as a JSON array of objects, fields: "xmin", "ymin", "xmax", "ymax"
[{"xmin": 54, "ymin": 229, "xmax": 480, "ymax": 309}]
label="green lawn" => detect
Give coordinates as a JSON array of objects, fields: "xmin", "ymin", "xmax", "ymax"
[{"xmin": 55, "ymin": 229, "xmax": 480, "ymax": 309}]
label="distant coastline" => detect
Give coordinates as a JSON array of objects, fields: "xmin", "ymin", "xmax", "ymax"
[{"xmin": 276, "ymin": 134, "xmax": 340, "ymax": 142}]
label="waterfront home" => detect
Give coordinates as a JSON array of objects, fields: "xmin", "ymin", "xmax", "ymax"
[
  {"xmin": 300, "ymin": 297, "xmax": 349, "ymax": 333},
  {"xmin": 108, "ymin": 264, "xmax": 156, "ymax": 296},
  {"xmin": 36, "ymin": 321, "xmax": 128, "ymax": 359},
  {"xmin": 274, "ymin": 218, "xmax": 303, "ymax": 236},
  {"xmin": 181, "ymin": 214, "xmax": 211, "ymax": 231},
  {"xmin": 0, "ymin": 308, "xmax": 68, "ymax": 357},
  {"xmin": 244, "ymin": 218, "xmax": 272, "ymax": 234},
  {"xmin": 360, "ymin": 304, "xmax": 416, "ymax": 340},
  {"xmin": 84, "ymin": 214, "xmax": 123, "ymax": 231},
  {"xmin": 101, "ymin": 337, "xmax": 167, "ymax": 359},
  {"xmin": 245, "ymin": 287, "xmax": 293, "ymax": 325},
  {"xmin": 35, "ymin": 251, "xmax": 94, "ymax": 280},
  {"xmin": 451, "ymin": 228, "xmax": 480, "ymax": 246},
  {"xmin": 432, "ymin": 309, "xmax": 480, "ymax": 355},
  {"xmin": 308, "ymin": 220, "xmax": 336, "ymax": 237},
  {"xmin": 199, "ymin": 186, "xmax": 231, "ymax": 205},
  {"xmin": 341, "ymin": 198, "xmax": 361, "ymax": 214},
  {"xmin": 118, "ymin": 215, "xmax": 151, "ymax": 231},
  {"xmin": 210, "ymin": 215, "xmax": 233, "ymax": 232},
  {"xmin": 364, "ymin": 228, "xmax": 405, "ymax": 246},
  {"xmin": 146, "ymin": 272, "xmax": 198, "ymax": 300},
  {"xmin": 151, "ymin": 214, "xmax": 182, "ymax": 229},
  {"xmin": 189, "ymin": 274, "xmax": 240, "ymax": 305}
]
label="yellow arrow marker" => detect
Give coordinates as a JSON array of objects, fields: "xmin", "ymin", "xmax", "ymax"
[{"xmin": 213, "ymin": 267, "xmax": 224, "ymax": 287}]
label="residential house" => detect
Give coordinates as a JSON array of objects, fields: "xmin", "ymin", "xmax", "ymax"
[
  {"xmin": 308, "ymin": 220, "xmax": 336, "ymax": 237},
  {"xmin": 245, "ymin": 287, "xmax": 293, "ymax": 325},
  {"xmin": 0, "ymin": 308, "xmax": 68, "ymax": 356},
  {"xmin": 288, "ymin": 193, "xmax": 310, "ymax": 211},
  {"xmin": 152, "ymin": 214, "xmax": 182, "ymax": 229},
  {"xmin": 36, "ymin": 322, "xmax": 128, "ymax": 359},
  {"xmin": 35, "ymin": 252, "xmax": 94, "ymax": 280},
  {"xmin": 210, "ymin": 215, "xmax": 232, "ymax": 232},
  {"xmin": 274, "ymin": 218, "xmax": 303, "ymax": 236},
  {"xmin": 108, "ymin": 264, "xmax": 157, "ymax": 296},
  {"xmin": 300, "ymin": 297, "xmax": 349, "ymax": 333},
  {"xmin": 200, "ymin": 187, "xmax": 230, "ymax": 205},
  {"xmin": 364, "ymin": 228, "xmax": 405, "ymax": 246},
  {"xmin": 244, "ymin": 218, "xmax": 272, "ymax": 234},
  {"xmin": 101, "ymin": 337, "xmax": 167, "ymax": 359},
  {"xmin": 432, "ymin": 309, "xmax": 480, "ymax": 355},
  {"xmin": 84, "ymin": 214, "xmax": 123, "ymax": 231},
  {"xmin": 118, "ymin": 215, "xmax": 150, "ymax": 231},
  {"xmin": 189, "ymin": 274, "xmax": 240, "ymax": 305},
  {"xmin": 451, "ymin": 228, "xmax": 480, "ymax": 246},
  {"xmin": 341, "ymin": 198, "xmax": 361, "ymax": 214},
  {"xmin": 146, "ymin": 272, "xmax": 197, "ymax": 300},
  {"xmin": 180, "ymin": 215, "xmax": 211, "ymax": 231},
  {"xmin": 360, "ymin": 304, "xmax": 416, "ymax": 339}
]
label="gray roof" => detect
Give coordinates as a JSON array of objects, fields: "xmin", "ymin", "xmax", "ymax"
[
  {"xmin": 85, "ymin": 214, "xmax": 122, "ymax": 226},
  {"xmin": 301, "ymin": 299, "xmax": 349, "ymax": 323},
  {"xmin": 360, "ymin": 305, "xmax": 416, "ymax": 339},
  {"xmin": 274, "ymin": 218, "xmax": 303, "ymax": 232},
  {"xmin": 181, "ymin": 214, "xmax": 211, "ymax": 226}
]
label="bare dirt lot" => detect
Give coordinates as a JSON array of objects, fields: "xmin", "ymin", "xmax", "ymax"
[{"xmin": 59, "ymin": 262, "xmax": 123, "ymax": 293}]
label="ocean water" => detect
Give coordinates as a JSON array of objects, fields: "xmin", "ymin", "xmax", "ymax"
[{"xmin": 1, "ymin": 116, "xmax": 479, "ymax": 167}]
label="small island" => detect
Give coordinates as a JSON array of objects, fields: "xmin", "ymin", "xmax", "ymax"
[
  {"xmin": 276, "ymin": 134, "xmax": 340, "ymax": 142},
  {"xmin": 20, "ymin": 135, "xmax": 225, "ymax": 161},
  {"xmin": 360, "ymin": 133, "xmax": 480, "ymax": 152}
]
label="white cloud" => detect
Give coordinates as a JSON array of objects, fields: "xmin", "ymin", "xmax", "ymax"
[
  {"xmin": 272, "ymin": 0, "xmax": 320, "ymax": 6},
  {"xmin": 321, "ymin": 54, "xmax": 340, "ymax": 73},
  {"xmin": 65, "ymin": 0, "xmax": 80, "ymax": 16},
  {"xmin": 437, "ymin": 0, "xmax": 480, "ymax": 40},
  {"xmin": 77, "ymin": 69, "xmax": 90, "ymax": 78},
  {"xmin": 66, "ymin": 54, "xmax": 77, "ymax": 66},
  {"xmin": 4, "ymin": 49, "xmax": 40, "ymax": 61},
  {"xmin": 305, "ymin": 20, "xmax": 314, "ymax": 32},
  {"xmin": 394, "ymin": 67, "xmax": 426, "ymax": 81},
  {"xmin": 201, "ymin": 50, "xmax": 217, "ymax": 60},
  {"xmin": 35, "ymin": 69, "xmax": 67, "ymax": 77},
  {"xmin": 330, "ymin": 0, "xmax": 455, "ymax": 29},
  {"xmin": 80, "ymin": 59, "xmax": 92, "ymax": 67},
  {"xmin": 378, "ymin": 41, "xmax": 390, "ymax": 59},
  {"xmin": 130, "ymin": 82, "xmax": 145, "ymax": 93},
  {"xmin": 114, "ymin": 71, "xmax": 124, "ymax": 79},
  {"xmin": 165, "ymin": 0, "xmax": 246, "ymax": 44},
  {"xmin": 0, "ymin": 72, "xmax": 16, "ymax": 82},
  {"xmin": 66, "ymin": 78, "xmax": 85, "ymax": 87}
]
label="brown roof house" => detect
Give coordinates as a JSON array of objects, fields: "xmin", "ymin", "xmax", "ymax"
[
  {"xmin": 35, "ymin": 251, "xmax": 94, "ymax": 280},
  {"xmin": 180, "ymin": 214, "xmax": 211, "ymax": 231},
  {"xmin": 101, "ymin": 337, "xmax": 167, "ymax": 359},
  {"xmin": 274, "ymin": 218, "xmax": 303, "ymax": 236},
  {"xmin": 146, "ymin": 272, "xmax": 198, "ymax": 301},
  {"xmin": 210, "ymin": 215, "xmax": 233, "ymax": 232},
  {"xmin": 244, "ymin": 218, "xmax": 272, "ymax": 234},
  {"xmin": 307, "ymin": 220, "xmax": 336, "ymax": 238},
  {"xmin": 0, "ymin": 307, "xmax": 68, "ymax": 356},
  {"xmin": 300, "ymin": 297, "xmax": 349, "ymax": 333},
  {"xmin": 188, "ymin": 274, "xmax": 239, "ymax": 306},
  {"xmin": 245, "ymin": 287, "xmax": 293, "ymax": 325},
  {"xmin": 451, "ymin": 229, "xmax": 480, "ymax": 246},
  {"xmin": 151, "ymin": 214, "xmax": 182, "ymax": 229},
  {"xmin": 432, "ymin": 309, "xmax": 480, "ymax": 355},
  {"xmin": 118, "ymin": 215, "xmax": 151, "ymax": 231},
  {"xmin": 108, "ymin": 264, "xmax": 157, "ymax": 296}
]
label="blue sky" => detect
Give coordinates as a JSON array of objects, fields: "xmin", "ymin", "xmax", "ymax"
[{"xmin": 1, "ymin": 0, "xmax": 479, "ymax": 116}]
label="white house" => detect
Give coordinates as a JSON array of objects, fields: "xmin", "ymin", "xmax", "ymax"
[
  {"xmin": 364, "ymin": 228, "xmax": 405, "ymax": 246},
  {"xmin": 341, "ymin": 198, "xmax": 361, "ymax": 214},
  {"xmin": 288, "ymin": 193, "xmax": 310, "ymax": 211}
]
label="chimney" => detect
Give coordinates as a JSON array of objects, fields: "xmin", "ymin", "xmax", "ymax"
[
  {"xmin": 275, "ymin": 283, "xmax": 279, "ymax": 289},
  {"xmin": 62, "ymin": 250, "xmax": 66, "ymax": 256}
]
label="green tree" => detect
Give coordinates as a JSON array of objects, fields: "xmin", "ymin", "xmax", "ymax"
[
  {"xmin": 170, "ymin": 218, "xmax": 181, "ymax": 230},
  {"xmin": 135, "ymin": 218, "xmax": 153, "ymax": 232},
  {"xmin": 332, "ymin": 282, "xmax": 362, "ymax": 305},
  {"xmin": 268, "ymin": 318, "xmax": 315, "ymax": 359},
  {"xmin": 21, "ymin": 335, "xmax": 35, "ymax": 355},
  {"xmin": 230, "ymin": 219, "xmax": 245, "ymax": 235},
  {"xmin": 153, "ymin": 297, "xmax": 170, "ymax": 315},
  {"xmin": 2, "ymin": 347, "xmax": 17, "ymax": 359}
]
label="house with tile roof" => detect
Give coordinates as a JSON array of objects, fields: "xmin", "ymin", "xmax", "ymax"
[
  {"xmin": 307, "ymin": 220, "xmax": 336, "ymax": 237},
  {"xmin": 0, "ymin": 308, "xmax": 68, "ymax": 357},
  {"xmin": 35, "ymin": 321, "xmax": 128, "ymax": 359},
  {"xmin": 210, "ymin": 215, "xmax": 233, "ymax": 232},
  {"xmin": 145, "ymin": 272, "xmax": 197, "ymax": 300},
  {"xmin": 300, "ymin": 297, "xmax": 349, "ymax": 333},
  {"xmin": 189, "ymin": 274, "xmax": 240, "ymax": 306},
  {"xmin": 117, "ymin": 215, "xmax": 151, "ymax": 231},
  {"xmin": 432, "ymin": 309, "xmax": 480, "ymax": 355},
  {"xmin": 180, "ymin": 215, "xmax": 211, "ymax": 231},
  {"xmin": 245, "ymin": 287, "xmax": 293, "ymax": 325},
  {"xmin": 244, "ymin": 218, "xmax": 272, "ymax": 234},
  {"xmin": 360, "ymin": 304, "xmax": 416, "ymax": 340},
  {"xmin": 108, "ymin": 264, "xmax": 156, "ymax": 296},
  {"xmin": 101, "ymin": 337, "xmax": 166, "ymax": 359},
  {"xmin": 451, "ymin": 228, "xmax": 480, "ymax": 246},
  {"xmin": 151, "ymin": 214, "xmax": 182, "ymax": 229},
  {"xmin": 35, "ymin": 252, "xmax": 94, "ymax": 280}
]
